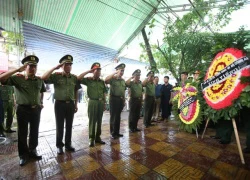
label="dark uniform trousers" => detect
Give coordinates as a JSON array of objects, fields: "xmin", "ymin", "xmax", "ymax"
[
  {"xmin": 144, "ymin": 96, "xmax": 155, "ymax": 126},
  {"xmin": 54, "ymin": 100, "xmax": 75, "ymax": 148},
  {"xmin": 2, "ymin": 100, "xmax": 14, "ymax": 130},
  {"xmin": 109, "ymin": 96, "xmax": 124, "ymax": 136},
  {"xmin": 0, "ymin": 100, "xmax": 4, "ymax": 131},
  {"xmin": 16, "ymin": 105, "xmax": 41, "ymax": 157},
  {"xmin": 241, "ymin": 107, "xmax": 250, "ymax": 148},
  {"xmin": 215, "ymin": 118, "xmax": 233, "ymax": 142},
  {"xmin": 88, "ymin": 99, "xmax": 104, "ymax": 142},
  {"xmin": 129, "ymin": 97, "xmax": 142, "ymax": 130}
]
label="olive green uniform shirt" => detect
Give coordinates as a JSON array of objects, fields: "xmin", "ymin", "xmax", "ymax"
[
  {"xmin": 80, "ymin": 78, "xmax": 106, "ymax": 99},
  {"xmin": 45, "ymin": 73, "xmax": 81, "ymax": 101},
  {"xmin": 110, "ymin": 78, "xmax": 126, "ymax": 97},
  {"xmin": 127, "ymin": 81, "xmax": 143, "ymax": 98},
  {"xmin": 144, "ymin": 82, "xmax": 155, "ymax": 96},
  {"xmin": 0, "ymin": 85, "xmax": 14, "ymax": 101},
  {"xmin": 5, "ymin": 74, "xmax": 46, "ymax": 105}
]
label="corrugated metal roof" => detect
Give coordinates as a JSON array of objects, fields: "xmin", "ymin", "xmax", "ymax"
[
  {"xmin": 1, "ymin": 0, "xmax": 160, "ymax": 50},
  {"xmin": 0, "ymin": 0, "xmax": 19, "ymax": 32},
  {"xmin": 23, "ymin": 22, "xmax": 118, "ymax": 72}
]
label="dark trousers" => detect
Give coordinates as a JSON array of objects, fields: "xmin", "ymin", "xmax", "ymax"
[
  {"xmin": 1, "ymin": 101, "xmax": 14, "ymax": 130},
  {"xmin": 215, "ymin": 119, "xmax": 233, "ymax": 142},
  {"xmin": 0, "ymin": 100, "xmax": 4, "ymax": 132},
  {"xmin": 241, "ymin": 107, "xmax": 250, "ymax": 148},
  {"xmin": 88, "ymin": 100, "xmax": 104, "ymax": 142},
  {"xmin": 109, "ymin": 96, "xmax": 124, "ymax": 136},
  {"xmin": 161, "ymin": 98, "xmax": 171, "ymax": 119},
  {"xmin": 54, "ymin": 101, "xmax": 75, "ymax": 148},
  {"xmin": 143, "ymin": 96, "xmax": 155, "ymax": 126},
  {"xmin": 16, "ymin": 105, "xmax": 41, "ymax": 157},
  {"xmin": 129, "ymin": 98, "xmax": 142, "ymax": 130}
]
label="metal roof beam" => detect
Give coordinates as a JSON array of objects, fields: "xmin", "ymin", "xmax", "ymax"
[
  {"xmin": 157, "ymin": 0, "xmax": 250, "ymax": 13},
  {"xmin": 118, "ymin": 0, "xmax": 162, "ymax": 53}
]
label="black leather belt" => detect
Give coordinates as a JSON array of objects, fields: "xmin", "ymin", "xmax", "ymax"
[
  {"xmin": 89, "ymin": 98, "xmax": 103, "ymax": 101},
  {"xmin": 3, "ymin": 100, "xmax": 13, "ymax": 102},
  {"xmin": 131, "ymin": 97, "xmax": 141, "ymax": 100},
  {"xmin": 19, "ymin": 104, "xmax": 38, "ymax": 108},
  {"xmin": 111, "ymin": 95, "xmax": 124, "ymax": 99},
  {"xmin": 55, "ymin": 100, "xmax": 73, "ymax": 103}
]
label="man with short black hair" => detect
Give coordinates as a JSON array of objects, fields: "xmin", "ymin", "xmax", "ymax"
[
  {"xmin": 161, "ymin": 76, "xmax": 173, "ymax": 121},
  {"xmin": 180, "ymin": 72, "xmax": 189, "ymax": 87}
]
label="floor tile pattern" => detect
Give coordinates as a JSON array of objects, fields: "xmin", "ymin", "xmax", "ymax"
[{"xmin": 1, "ymin": 111, "xmax": 250, "ymax": 179}]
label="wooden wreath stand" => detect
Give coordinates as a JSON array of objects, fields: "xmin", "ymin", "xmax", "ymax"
[{"xmin": 202, "ymin": 118, "xmax": 245, "ymax": 164}]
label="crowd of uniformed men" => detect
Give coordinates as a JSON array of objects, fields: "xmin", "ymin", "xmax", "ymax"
[{"xmin": 0, "ymin": 54, "xmax": 249, "ymax": 167}]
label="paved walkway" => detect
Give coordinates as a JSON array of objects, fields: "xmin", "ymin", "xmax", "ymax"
[{"xmin": 0, "ymin": 96, "xmax": 250, "ymax": 179}]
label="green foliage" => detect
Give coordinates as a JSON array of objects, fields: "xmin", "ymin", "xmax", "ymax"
[
  {"xmin": 140, "ymin": 0, "xmax": 249, "ymax": 82},
  {"xmin": 1, "ymin": 31, "xmax": 24, "ymax": 54}
]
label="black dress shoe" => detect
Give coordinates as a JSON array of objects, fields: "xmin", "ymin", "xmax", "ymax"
[
  {"xmin": 95, "ymin": 140, "xmax": 105, "ymax": 144},
  {"xmin": 89, "ymin": 141, "xmax": 95, "ymax": 147},
  {"xmin": 117, "ymin": 134, "xmax": 123, "ymax": 137},
  {"xmin": 243, "ymin": 148, "xmax": 250, "ymax": 154},
  {"xmin": 135, "ymin": 128, "xmax": 141, "ymax": 131},
  {"xmin": 210, "ymin": 136, "xmax": 221, "ymax": 139},
  {"xmin": 57, "ymin": 147, "xmax": 64, "ymax": 154},
  {"xmin": 65, "ymin": 146, "xmax": 75, "ymax": 152},
  {"xmin": 219, "ymin": 140, "xmax": 230, "ymax": 144},
  {"xmin": 5, "ymin": 129, "xmax": 16, "ymax": 133},
  {"xmin": 19, "ymin": 157, "xmax": 27, "ymax": 166},
  {"xmin": 29, "ymin": 150, "xmax": 42, "ymax": 160}
]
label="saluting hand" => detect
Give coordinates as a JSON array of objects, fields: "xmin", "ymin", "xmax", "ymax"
[
  {"xmin": 18, "ymin": 64, "xmax": 28, "ymax": 72},
  {"xmin": 54, "ymin": 63, "xmax": 64, "ymax": 70}
]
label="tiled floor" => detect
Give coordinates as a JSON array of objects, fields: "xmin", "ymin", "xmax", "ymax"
[{"xmin": 0, "ymin": 111, "xmax": 250, "ymax": 179}]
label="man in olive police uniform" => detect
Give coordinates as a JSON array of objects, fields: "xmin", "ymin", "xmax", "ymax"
[
  {"xmin": 142, "ymin": 71, "xmax": 155, "ymax": 127},
  {"xmin": 78, "ymin": 63, "xmax": 106, "ymax": 147},
  {"xmin": 0, "ymin": 84, "xmax": 16, "ymax": 133},
  {"xmin": 105, "ymin": 63, "xmax": 126, "ymax": 139},
  {"xmin": 126, "ymin": 69, "xmax": 143, "ymax": 132},
  {"xmin": 42, "ymin": 55, "xmax": 80, "ymax": 154},
  {"xmin": 0, "ymin": 55, "xmax": 45, "ymax": 166}
]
